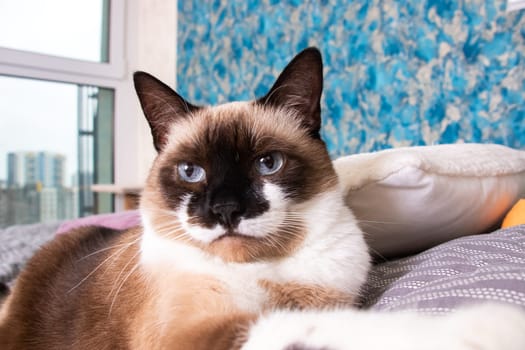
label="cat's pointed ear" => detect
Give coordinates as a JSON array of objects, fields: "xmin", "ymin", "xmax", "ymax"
[
  {"xmin": 258, "ymin": 47, "xmax": 323, "ymax": 139},
  {"xmin": 133, "ymin": 71, "xmax": 199, "ymax": 152}
]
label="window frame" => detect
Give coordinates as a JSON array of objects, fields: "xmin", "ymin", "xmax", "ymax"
[
  {"xmin": 0, "ymin": 0, "xmax": 131, "ymax": 212},
  {"xmin": 0, "ymin": 0, "xmax": 125, "ymax": 84},
  {"xmin": 0, "ymin": 0, "xmax": 177, "ymax": 212}
]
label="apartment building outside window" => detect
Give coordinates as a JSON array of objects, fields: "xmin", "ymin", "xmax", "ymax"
[{"xmin": 0, "ymin": 0, "xmax": 122, "ymax": 228}]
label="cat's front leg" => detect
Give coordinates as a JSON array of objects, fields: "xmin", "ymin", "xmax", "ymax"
[
  {"xmin": 241, "ymin": 304, "xmax": 525, "ymax": 350},
  {"xmin": 259, "ymin": 280, "xmax": 355, "ymax": 310}
]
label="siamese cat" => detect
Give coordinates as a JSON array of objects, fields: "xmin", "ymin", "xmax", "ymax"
[{"xmin": 1, "ymin": 48, "xmax": 524, "ymax": 350}]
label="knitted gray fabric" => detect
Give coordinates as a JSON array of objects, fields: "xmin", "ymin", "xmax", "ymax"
[{"xmin": 0, "ymin": 221, "xmax": 61, "ymax": 286}]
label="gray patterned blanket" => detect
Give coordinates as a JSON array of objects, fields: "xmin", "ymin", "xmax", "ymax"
[
  {"xmin": 1, "ymin": 221, "xmax": 524, "ymax": 313},
  {"xmin": 362, "ymin": 225, "xmax": 525, "ymax": 313}
]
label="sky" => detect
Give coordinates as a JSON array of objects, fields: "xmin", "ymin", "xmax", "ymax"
[{"xmin": 0, "ymin": 0, "xmax": 103, "ymax": 185}]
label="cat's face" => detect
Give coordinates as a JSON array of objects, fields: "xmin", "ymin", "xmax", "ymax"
[{"xmin": 135, "ymin": 48, "xmax": 338, "ymax": 263}]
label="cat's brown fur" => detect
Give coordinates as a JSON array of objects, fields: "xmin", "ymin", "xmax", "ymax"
[
  {"xmin": 0, "ymin": 227, "xmax": 141, "ymax": 349},
  {"xmin": 259, "ymin": 280, "xmax": 355, "ymax": 309},
  {"xmin": 0, "ymin": 226, "xmax": 259, "ymax": 349},
  {"xmin": 0, "ymin": 226, "xmax": 348, "ymax": 349}
]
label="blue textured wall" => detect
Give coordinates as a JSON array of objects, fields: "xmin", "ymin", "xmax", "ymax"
[{"xmin": 177, "ymin": 0, "xmax": 525, "ymax": 157}]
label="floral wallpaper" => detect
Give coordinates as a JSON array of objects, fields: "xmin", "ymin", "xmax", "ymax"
[{"xmin": 177, "ymin": 0, "xmax": 525, "ymax": 157}]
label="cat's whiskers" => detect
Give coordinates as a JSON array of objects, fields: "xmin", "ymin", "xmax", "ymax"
[
  {"xmin": 161, "ymin": 229, "xmax": 191, "ymax": 239},
  {"xmin": 162, "ymin": 230, "xmax": 193, "ymax": 243},
  {"xmin": 67, "ymin": 236, "xmax": 140, "ymax": 294},
  {"xmin": 99, "ymin": 237, "xmax": 143, "ymax": 279},
  {"xmin": 147, "ymin": 216, "xmax": 184, "ymax": 232},
  {"xmin": 274, "ymin": 228, "xmax": 304, "ymax": 239},
  {"xmin": 148, "ymin": 216, "xmax": 182, "ymax": 228},
  {"xmin": 149, "ymin": 206, "xmax": 364, "ymax": 255},
  {"xmin": 151, "ymin": 220, "xmax": 193, "ymax": 242},
  {"xmin": 149, "ymin": 207, "xmax": 180, "ymax": 217},
  {"xmin": 270, "ymin": 230, "xmax": 301, "ymax": 249},
  {"xmin": 259, "ymin": 219, "xmax": 300, "ymax": 253},
  {"xmin": 152, "ymin": 220, "xmax": 184, "ymax": 234},
  {"xmin": 108, "ymin": 262, "xmax": 141, "ymax": 317},
  {"xmin": 245, "ymin": 243, "xmax": 261, "ymax": 261},
  {"xmin": 77, "ymin": 234, "xmax": 141, "ymax": 261},
  {"xmin": 281, "ymin": 211, "xmax": 369, "ymax": 238},
  {"xmin": 261, "ymin": 232, "xmax": 282, "ymax": 251},
  {"xmin": 108, "ymin": 250, "xmax": 141, "ymax": 317},
  {"xmin": 148, "ymin": 221, "xmax": 196, "ymax": 245}
]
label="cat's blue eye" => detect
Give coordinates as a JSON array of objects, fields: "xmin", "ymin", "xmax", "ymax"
[
  {"xmin": 255, "ymin": 151, "xmax": 284, "ymax": 176},
  {"xmin": 177, "ymin": 162, "xmax": 206, "ymax": 183}
]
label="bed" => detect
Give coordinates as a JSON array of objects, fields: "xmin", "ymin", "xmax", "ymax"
[{"xmin": 1, "ymin": 143, "xmax": 525, "ymax": 314}]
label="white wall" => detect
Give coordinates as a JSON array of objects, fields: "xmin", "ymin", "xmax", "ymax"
[{"xmin": 116, "ymin": 0, "xmax": 177, "ymax": 192}]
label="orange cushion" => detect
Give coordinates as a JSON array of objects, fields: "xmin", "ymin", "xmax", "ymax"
[{"xmin": 502, "ymin": 199, "xmax": 525, "ymax": 228}]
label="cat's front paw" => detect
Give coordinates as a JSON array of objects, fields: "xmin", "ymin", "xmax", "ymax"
[
  {"xmin": 443, "ymin": 304, "xmax": 525, "ymax": 350},
  {"xmin": 241, "ymin": 305, "xmax": 525, "ymax": 350},
  {"xmin": 281, "ymin": 344, "xmax": 332, "ymax": 350},
  {"xmin": 240, "ymin": 310, "xmax": 347, "ymax": 350}
]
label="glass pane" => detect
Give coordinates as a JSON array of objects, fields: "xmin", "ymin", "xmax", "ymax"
[
  {"xmin": 0, "ymin": 0, "xmax": 109, "ymax": 62},
  {"xmin": 0, "ymin": 75, "xmax": 114, "ymax": 228}
]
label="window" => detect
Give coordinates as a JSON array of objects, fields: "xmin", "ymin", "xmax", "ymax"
[
  {"xmin": 0, "ymin": 76, "xmax": 114, "ymax": 228},
  {"xmin": 0, "ymin": 0, "xmax": 109, "ymax": 62},
  {"xmin": 0, "ymin": 1, "xmax": 177, "ymax": 223},
  {"xmin": 0, "ymin": 0, "xmax": 124, "ymax": 227}
]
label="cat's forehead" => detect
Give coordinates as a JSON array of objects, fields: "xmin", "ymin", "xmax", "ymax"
[{"xmin": 163, "ymin": 101, "xmax": 309, "ymax": 156}]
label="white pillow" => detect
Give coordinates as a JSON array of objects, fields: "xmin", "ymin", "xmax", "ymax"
[{"xmin": 333, "ymin": 144, "xmax": 525, "ymax": 258}]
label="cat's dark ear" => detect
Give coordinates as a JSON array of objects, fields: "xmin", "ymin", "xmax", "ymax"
[
  {"xmin": 258, "ymin": 47, "xmax": 323, "ymax": 139},
  {"xmin": 133, "ymin": 71, "xmax": 199, "ymax": 152}
]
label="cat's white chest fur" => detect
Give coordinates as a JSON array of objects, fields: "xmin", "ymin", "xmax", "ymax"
[{"xmin": 139, "ymin": 190, "xmax": 370, "ymax": 313}]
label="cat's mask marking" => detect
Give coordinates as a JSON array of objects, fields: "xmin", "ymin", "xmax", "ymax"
[{"xmin": 134, "ymin": 48, "xmax": 338, "ymax": 262}]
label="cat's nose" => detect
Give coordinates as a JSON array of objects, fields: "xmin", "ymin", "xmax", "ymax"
[{"xmin": 211, "ymin": 200, "xmax": 243, "ymax": 228}]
